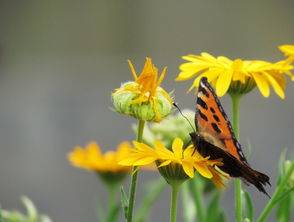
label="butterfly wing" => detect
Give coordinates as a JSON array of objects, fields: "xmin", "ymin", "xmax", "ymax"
[
  {"xmin": 190, "ymin": 132, "xmax": 270, "ymax": 197},
  {"xmin": 195, "ymin": 77, "xmax": 247, "ymax": 163},
  {"xmin": 192, "ymin": 77, "xmax": 270, "ymax": 196}
]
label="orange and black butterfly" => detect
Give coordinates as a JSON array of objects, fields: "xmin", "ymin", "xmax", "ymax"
[{"xmin": 190, "ymin": 77, "xmax": 270, "ymax": 197}]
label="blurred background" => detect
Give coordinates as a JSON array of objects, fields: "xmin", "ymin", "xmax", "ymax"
[{"xmin": 0, "ymin": 0, "xmax": 293, "ymax": 221}]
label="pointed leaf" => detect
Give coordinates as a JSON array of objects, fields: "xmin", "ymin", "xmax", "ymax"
[
  {"xmin": 243, "ymin": 190, "xmax": 254, "ymax": 221},
  {"xmin": 205, "ymin": 191, "xmax": 221, "ymax": 222},
  {"xmin": 120, "ymin": 186, "xmax": 129, "ymax": 220},
  {"xmin": 106, "ymin": 203, "xmax": 121, "ymax": 222},
  {"xmin": 276, "ymin": 194, "xmax": 291, "ymax": 222},
  {"xmin": 135, "ymin": 179, "xmax": 166, "ymax": 222}
]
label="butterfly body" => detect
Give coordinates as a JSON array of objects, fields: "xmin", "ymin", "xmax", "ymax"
[{"xmin": 191, "ymin": 77, "xmax": 270, "ymax": 196}]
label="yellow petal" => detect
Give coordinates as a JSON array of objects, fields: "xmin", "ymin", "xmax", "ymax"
[
  {"xmin": 186, "ymin": 69, "xmax": 220, "ymax": 93},
  {"xmin": 157, "ymin": 66, "xmax": 167, "ymax": 86},
  {"xmin": 216, "ymin": 70, "xmax": 233, "ymax": 97},
  {"xmin": 154, "ymin": 140, "xmax": 173, "ymax": 158},
  {"xmin": 133, "ymin": 141, "xmax": 156, "ymax": 153},
  {"xmin": 183, "ymin": 145, "xmax": 195, "ymax": 158},
  {"xmin": 119, "ymin": 154, "xmax": 149, "ymax": 166},
  {"xmin": 158, "ymin": 160, "xmax": 172, "ymax": 167},
  {"xmin": 87, "ymin": 142, "xmax": 102, "ymax": 156},
  {"xmin": 176, "ymin": 70, "xmax": 199, "ymax": 81},
  {"xmin": 201, "ymin": 52, "xmax": 217, "ymax": 60},
  {"xmin": 263, "ymin": 72, "xmax": 285, "ymax": 99},
  {"xmin": 251, "ymin": 72, "xmax": 270, "ymax": 97},
  {"xmin": 172, "ymin": 138, "xmax": 184, "ymax": 158},
  {"xmin": 133, "ymin": 156, "xmax": 157, "ymax": 165},
  {"xmin": 182, "ymin": 55, "xmax": 199, "ymax": 62},
  {"xmin": 194, "ymin": 163, "xmax": 213, "ymax": 178},
  {"xmin": 182, "ymin": 161, "xmax": 195, "ymax": 178},
  {"xmin": 127, "ymin": 59, "xmax": 138, "ymax": 80}
]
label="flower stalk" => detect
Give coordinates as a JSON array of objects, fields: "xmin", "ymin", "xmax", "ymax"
[
  {"xmin": 230, "ymin": 93, "xmax": 243, "ymax": 222},
  {"xmin": 170, "ymin": 181, "xmax": 181, "ymax": 222},
  {"xmin": 127, "ymin": 120, "xmax": 145, "ymax": 222},
  {"xmin": 105, "ymin": 183, "xmax": 119, "ymax": 221},
  {"xmin": 189, "ymin": 178, "xmax": 205, "ymax": 222}
]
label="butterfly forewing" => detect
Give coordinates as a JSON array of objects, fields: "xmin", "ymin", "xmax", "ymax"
[{"xmin": 195, "ymin": 77, "xmax": 247, "ymax": 163}]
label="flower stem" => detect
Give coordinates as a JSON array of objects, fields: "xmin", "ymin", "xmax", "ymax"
[
  {"xmin": 170, "ymin": 181, "xmax": 181, "ymax": 222},
  {"xmin": 230, "ymin": 93, "xmax": 243, "ymax": 222},
  {"xmin": 106, "ymin": 183, "xmax": 118, "ymax": 221},
  {"xmin": 189, "ymin": 178, "xmax": 205, "ymax": 222},
  {"xmin": 127, "ymin": 120, "xmax": 145, "ymax": 222},
  {"xmin": 257, "ymin": 162, "xmax": 294, "ymax": 222}
]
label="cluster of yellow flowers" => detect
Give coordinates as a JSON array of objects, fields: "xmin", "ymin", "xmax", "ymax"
[{"xmin": 68, "ymin": 44, "xmax": 293, "ymax": 188}]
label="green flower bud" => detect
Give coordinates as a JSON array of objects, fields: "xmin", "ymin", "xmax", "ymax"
[
  {"xmin": 112, "ymin": 82, "xmax": 173, "ymax": 122},
  {"xmin": 140, "ymin": 109, "xmax": 194, "ymax": 148}
]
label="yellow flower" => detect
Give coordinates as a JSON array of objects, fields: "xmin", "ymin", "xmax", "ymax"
[
  {"xmin": 68, "ymin": 141, "xmax": 132, "ymax": 183},
  {"xmin": 112, "ymin": 57, "xmax": 173, "ymax": 122},
  {"xmin": 176, "ymin": 52, "xmax": 293, "ymax": 98},
  {"xmin": 119, "ymin": 138, "xmax": 227, "ymax": 187}
]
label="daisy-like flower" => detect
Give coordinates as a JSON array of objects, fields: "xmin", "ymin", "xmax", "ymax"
[
  {"xmin": 68, "ymin": 141, "xmax": 132, "ymax": 184},
  {"xmin": 112, "ymin": 57, "xmax": 173, "ymax": 122},
  {"xmin": 176, "ymin": 52, "xmax": 294, "ymax": 98},
  {"xmin": 119, "ymin": 137, "xmax": 227, "ymax": 187}
]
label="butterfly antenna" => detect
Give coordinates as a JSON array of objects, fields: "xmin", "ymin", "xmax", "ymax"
[
  {"xmin": 173, "ymin": 103, "xmax": 198, "ymax": 156},
  {"xmin": 173, "ymin": 103, "xmax": 196, "ymax": 133}
]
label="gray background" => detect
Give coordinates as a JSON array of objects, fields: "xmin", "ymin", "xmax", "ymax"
[{"xmin": 0, "ymin": 0, "xmax": 293, "ymax": 221}]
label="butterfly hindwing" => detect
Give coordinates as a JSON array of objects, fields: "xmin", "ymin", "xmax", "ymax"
[
  {"xmin": 190, "ymin": 132, "xmax": 270, "ymax": 197},
  {"xmin": 195, "ymin": 77, "xmax": 247, "ymax": 163}
]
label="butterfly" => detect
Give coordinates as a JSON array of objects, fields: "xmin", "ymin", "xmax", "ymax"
[{"xmin": 189, "ymin": 77, "xmax": 270, "ymax": 197}]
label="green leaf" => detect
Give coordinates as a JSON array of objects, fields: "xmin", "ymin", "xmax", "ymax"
[
  {"xmin": 277, "ymin": 148, "xmax": 288, "ymax": 185},
  {"xmin": 0, "ymin": 207, "xmax": 3, "ymax": 222},
  {"xmin": 205, "ymin": 191, "xmax": 221, "ymax": 222},
  {"xmin": 276, "ymin": 194, "xmax": 291, "ymax": 222},
  {"xmin": 120, "ymin": 186, "xmax": 129, "ymax": 220},
  {"xmin": 218, "ymin": 211, "xmax": 226, "ymax": 222},
  {"xmin": 135, "ymin": 179, "xmax": 166, "ymax": 222},
  {"xmin": 106, "ymin": 203, "xmax": 121, "ymax": 222},
  {"xmin": 21, "ymin": 196, "xmax": 37, "ymax": 221},
  {"xmin": 243, "ymin": 190, "xmax": 254, "ymax": 221},
  {"xmin": 245, "ymin": 139, "xmax": 252, "ymax": 159}
]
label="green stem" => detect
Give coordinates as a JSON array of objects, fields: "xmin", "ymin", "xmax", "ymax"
[
  {"xmin": 106, "ymin": 183, "xmax": 118, "ymax": 222},
  {"xmin": 189, "ymin": 178, "xmax": 205, "ymax": 222},
  {"xmin": 127, "ymin": 120, "xmax": 145, "ymax": 222},
  {"xmin": 170, "ymin": 181, "xmax": 181, "ymax": 222},
  {"xmin": 230, "ymin": 93, "xmax": 243, "ymax": 222},
  {"xmin": 257, "ymin": 162, "xmax": 294, "ymax": 222}
]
